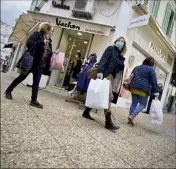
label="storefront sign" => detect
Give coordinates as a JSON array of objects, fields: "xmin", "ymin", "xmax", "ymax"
[
  {"xmin": 56, "ymin": 18, "xmax": 80, "ymax": 30},
  {"xmin": 128, "ymin": 14, "xmax": 150, "ymax": 30},
  {"xmin": 149, "ymin": 42, "xmax": 166, "ymax": 60},
  {"xmin": 28, "ymin": 11, "xmax": 112, "ymax": 36},
  {"xmin": 52, "ymin": 0, "xmax": 70, "ymax": 10}
]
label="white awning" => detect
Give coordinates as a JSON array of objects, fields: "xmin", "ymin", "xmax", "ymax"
[
  {"xmin": 27, "ymin": 11, "xmax": 114, "ymax": 37},
  {"xmin": 8, "ymin": 13, "xmax": 38, "ymax": 42},
  {"xmin": 9, "ymin": 11, "xmax": 114, "ymax": 43}
]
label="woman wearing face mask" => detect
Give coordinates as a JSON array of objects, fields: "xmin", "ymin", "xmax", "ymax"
[
  {"xmin": 82, "ymin": 37, "xmax": 127, "ymax": 130},
  {"xmin": 5, "ymin": 22, "xmax": 53, "ymax": 108}
]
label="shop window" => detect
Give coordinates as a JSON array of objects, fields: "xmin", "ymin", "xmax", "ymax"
[
  {"xmin": 56, "ymin": 29, "xmax": 91, "ymax": 88},
  {"xmin": 134, "ymin": 0, "xmax": 148, "ymax": 6},
  {"xmin": 162, "ymin": 2, "xmax": 175, "ymax": 38},
  {"xmin": 155, "ymin": 66, "xmax": 167, "ymax": 87},
  {"xmin": 167, "ymin": 55, "xmax": 173, "ymax": 66},
  {"xmin": 149, "ymin": 0, "xmax": 160, "ymax": 18},
  {"xmin": 30, "ymin": 0, "xmax": 46, "ymax": 11}
]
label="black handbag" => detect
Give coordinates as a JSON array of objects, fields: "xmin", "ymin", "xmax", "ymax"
[{"xmin": 16, "ymin": 44, "xmax": 36, "ymax": 75}]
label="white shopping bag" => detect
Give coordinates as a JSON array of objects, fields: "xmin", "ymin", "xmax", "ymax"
[
  {"xmin": 85, "ymin": 79, "xmax": 110, "ymax": 109},
  {"xmin": 149, "ymin": 99, "xmax": 163, "ymax": 124}
]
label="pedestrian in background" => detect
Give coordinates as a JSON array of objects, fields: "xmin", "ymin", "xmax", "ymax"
[
  {"xmin": 82, "ymin": 37, "xmax": 127, "ymax": 130},
  {"xmin": 144, "ymin": 83, "xmax": 163, "ymax": 114},
  {"xmin": 5, "ymin": 22, "xmax": 53, "ymax": 109},
  {"xmin": 72, "ymin": 52, "xmax": 82, "ymax": 80},
  {"xmin": 128, "ymin": 57, "xmax": 159, "ymax": 126}
]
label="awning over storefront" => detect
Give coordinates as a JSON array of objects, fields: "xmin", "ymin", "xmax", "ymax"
[
  {"xmin": 27, "ymin": 11, "xmax": 114, "ymax": 37},
  {"xmin": 9, "ymin": 11, "xmax": 114, "ymax": 43},
  {"xmin": 8, "ymin": 13, "xmax": 38, "ymax": 42}
]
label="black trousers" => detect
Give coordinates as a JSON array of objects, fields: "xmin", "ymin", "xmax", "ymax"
[
  {"xmin": 167, "ymin": 96, "xmax": 174, "ymax": 113},
  {"xmin": 146, "ymin": 95, "xmax": 156, "ymax": 113},
  {"xmin": 6, "ymin": 68, "xmax": 43, "ymax": 102}
]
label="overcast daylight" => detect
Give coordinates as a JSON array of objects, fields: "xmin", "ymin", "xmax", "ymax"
[
  {"xmin": 1, "ymin": 0, "xmax": 32, "ymax": 26},
  {"xmin": 1, "ymin": 0, "xmax": 176, "ymax": 168}
]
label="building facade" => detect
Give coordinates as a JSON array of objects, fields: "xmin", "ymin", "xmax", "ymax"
[
  {"xmin": 1, "ymin": 21, "xmax": 13, "ymax": 59},
  {"xmin": 9, "ymin": 0, "xmax": 176, "ymax": 110}
]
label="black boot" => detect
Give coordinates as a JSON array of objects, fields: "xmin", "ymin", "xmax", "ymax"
[
  {"xmin": 4, "ymin": 90, "xmax": 12, "ymax": 100},
  {"xmin": 82, "ymin": 107, "xmax": 94, "ymax": 120},
  {"xmin": 105, "ymin": 111, "xmax": 120, "ymax": 130}
]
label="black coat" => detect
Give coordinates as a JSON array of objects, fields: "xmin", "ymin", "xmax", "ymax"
[
  {"xmin": 97, "ymin": 46, "xmax": 125, "ymax": 78},
  {"xmin": 26, "ymin": 31, "xmax": 45, "ymax": 68},
  {"xmin": 16, "ymin": 32, "xmax": 53, "ymax": 75},
  {"xmin": 73, "ymin": 59, "xmax": 82, "ymax": 74}
]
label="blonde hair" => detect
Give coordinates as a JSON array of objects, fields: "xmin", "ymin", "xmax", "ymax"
[
  {"xmin": 38, "ymin": 22, "xmax": 53, "ymax": 34},
  {"xmin": 114, "ymin": 37, "xmax": 127, "ymax": 56}
]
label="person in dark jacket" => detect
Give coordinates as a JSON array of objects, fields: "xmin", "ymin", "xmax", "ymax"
[
  {"xmin": 5, "ymin": 22, "xmax": 53, "ymax": 108},
  {"xmin": 72, "ymin": 52, "xmax": 82, "ymax": 80},
  {"xmin": 128, "ymin": 57, "xmax": 159, "ymax": 126},
  {"xmin": 82, "ymin": 37, "xmax": 127, "ymax": 130},
  {"xmin": 144, "ymin": 83, "xmax": 163, "ymax": 114}
]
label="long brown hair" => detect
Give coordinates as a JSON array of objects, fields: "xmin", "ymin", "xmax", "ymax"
[{"xmin": 114, "ymin": 37, "xmax": 127, "ymax": 56}]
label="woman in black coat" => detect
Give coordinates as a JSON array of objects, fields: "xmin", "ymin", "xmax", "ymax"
[
  {"xmin": 72, "ymin": 52, "xmax": 82, "ymax": 80},
  {"xmin": 5, "ymin": 22, "xmax": 54, "ymax": 108},
  {"xmin": 82, "ymin": 37, "xmax": 127, "ymax": 130}
]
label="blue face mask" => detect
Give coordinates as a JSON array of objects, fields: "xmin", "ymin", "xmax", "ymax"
[{"xmin": 115, "ymin": 41, "xmax": 124, "ymax": 50}]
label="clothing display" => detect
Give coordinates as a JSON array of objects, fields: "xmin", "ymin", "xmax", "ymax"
[
  {"xmin": 76, "ymin": 53, "xmax": 97, "ymax": 94},
  {"xmin": 77, "ymin": 62, "xmax": 94, "ymax": 94}
]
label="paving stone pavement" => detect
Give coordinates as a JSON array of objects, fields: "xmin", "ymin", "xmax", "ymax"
[{"xmin": 1, "ymin": 73, "xmax": 176, "ymax": 168}]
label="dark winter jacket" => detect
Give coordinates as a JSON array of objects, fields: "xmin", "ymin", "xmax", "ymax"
[
  {"xmin": 73, "ymin": 59, "xmax": 82, "ymax": 74},
  {"xmin": 26, "ymin": 31, "xmax": 45, "ymax": 68},
  {"xmin": 130, "ymin": 65, "xmax": 159, "ymax": 95},
  {"xmin": 97, "ymin": 46, "xmax": 125, "ymax": 78}
]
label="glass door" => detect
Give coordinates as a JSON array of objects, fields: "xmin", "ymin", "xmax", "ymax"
[{"xmin": 56, "ymin": 29, "xmax": 91, "ymax": 88}]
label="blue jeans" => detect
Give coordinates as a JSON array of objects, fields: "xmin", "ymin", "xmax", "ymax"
[{"xmin": 130, "ymin": 94, "xmax": 148, "ymax": 117}]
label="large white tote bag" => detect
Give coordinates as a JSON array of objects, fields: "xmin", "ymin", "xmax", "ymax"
[
  {"xmin": 149, "ymin": 99, "xmax": 163, "ymax": 125},
  {"xmin": 85, "ymin": 79, "xmax": 110, "ymax": 109}
]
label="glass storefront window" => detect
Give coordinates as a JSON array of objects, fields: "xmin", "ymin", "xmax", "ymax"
[
  {"xmin": 56, "ymin": 29, "xmax": 91, "ymax": 88},
  {"xmin": 155, "ymin": 65, "xmax": 167, "ymax": 87}
]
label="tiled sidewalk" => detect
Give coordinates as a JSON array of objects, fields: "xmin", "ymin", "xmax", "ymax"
[{"xmin": 1, "ymin": 73, "xmax": 176, "ymax": 168}]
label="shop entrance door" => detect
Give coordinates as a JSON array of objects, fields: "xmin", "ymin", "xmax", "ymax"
[{"xmin": 56, "ymin": 29, "xmax": 91, "ymax": 88}]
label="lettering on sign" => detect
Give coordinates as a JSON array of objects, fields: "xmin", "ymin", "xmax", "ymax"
[
  {"xmin": 33, "ymin": 18, "xmax": 51, "ymax": 23},
  {"xmin": 56, "ymin": 18, "xmax": 80, "ymax": 30},
  {"xmin": 149, "ymin": 42, "xmax": 166, "ymax": 60},
  {"xmin": 52, "ymin": 0, "xmax": 70, "ymax": 10},
  {"xmin": 128, "ymin": 14, "xmax": 150, "ymax": 29},
  {"xmin": 85, "ymin": 28, "xmax": 104, "ymax": 35}
]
